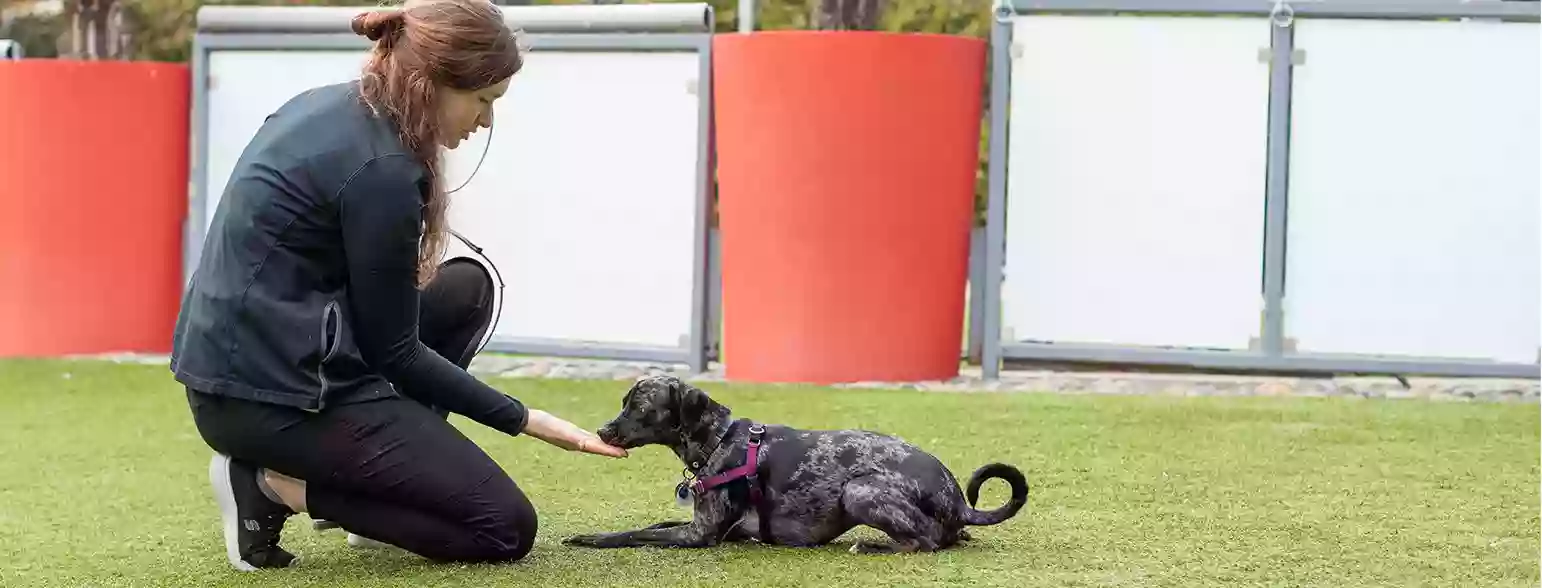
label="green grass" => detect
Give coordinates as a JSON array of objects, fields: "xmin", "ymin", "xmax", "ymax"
[{"xmin": 0, "ymin": 358, "xmax": 1536, "ymax": 587}]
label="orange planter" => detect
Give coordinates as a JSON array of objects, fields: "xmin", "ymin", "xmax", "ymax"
[
  {"xmin": 713, "ymin": 31, "xmax": 986, "ymax": 383},
  {"xmin": 0, "ymin": 60, "xmax": 190, "ymax": 357}
]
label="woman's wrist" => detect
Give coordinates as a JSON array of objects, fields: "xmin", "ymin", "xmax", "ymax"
[
  {"xmin": 521, "ymin": 409, "xmax": 569, "ymax": 447},
  {"xmin": 523, "ymin": 409, "xmax": 585, "ymax": 449}
]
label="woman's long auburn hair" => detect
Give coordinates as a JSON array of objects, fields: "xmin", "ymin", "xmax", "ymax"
[{"xmin": 351, "ymin": 0, "xmax": 523, "ymax": 286}]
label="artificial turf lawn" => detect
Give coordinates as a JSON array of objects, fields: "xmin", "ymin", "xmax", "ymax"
[{"xmin": 0, "ymin": 357, "xmax": 1536, "ymax": 587}]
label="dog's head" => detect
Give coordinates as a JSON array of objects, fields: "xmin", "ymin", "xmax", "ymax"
[{"xmin": 596, "ymin": 375, "xmax": 723, "ymax": 449}]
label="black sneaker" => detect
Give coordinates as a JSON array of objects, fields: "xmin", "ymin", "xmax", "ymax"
[{"xmin": 207, "ymin": 453, "xmax": 299, "ymax": 571}]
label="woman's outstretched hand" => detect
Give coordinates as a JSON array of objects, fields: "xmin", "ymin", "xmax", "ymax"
[
  {"xmin": 521, "ymin": 409, "xmax": 628, "ymax": 458},
  {"xmin": 575, "ymin": 436, "xmax": 629, "ymax": 458}
]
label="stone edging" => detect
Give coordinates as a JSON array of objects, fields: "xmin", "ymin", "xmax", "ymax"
[
  {"xmin": 47, "ymin": 352, "xmax": 1539, "ymax": 403},
  {"xmin": 468, "ymin": 356, "xmax": 1541, "ymax": 404}
]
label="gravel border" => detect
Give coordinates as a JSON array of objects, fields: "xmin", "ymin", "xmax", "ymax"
[
  {"xmin": 465, "ymin": 355, "xmax": 1540, "ymax": 404},
  {"xmin": 58, "ymin": 352, "xmax": 1539, "ymax": 403}
]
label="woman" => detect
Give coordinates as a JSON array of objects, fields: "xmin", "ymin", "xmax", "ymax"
[{"xmin": 170, "ymin": 0, "xmax": 626, "ymax": 571}]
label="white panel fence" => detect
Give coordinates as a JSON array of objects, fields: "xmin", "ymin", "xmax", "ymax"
[
  {"xmin": 187, "ymin": 4, "xmax": 715, "ymax": 370},
  {"xmin": 981, "ymin": 0, "xmax": 1540, "ymax": 379},
  {"xmin": 1282, "ymin": 18, "xmax": 1539, "ymax": 364},
  {"xmin": 1002, "ymin": 15, "xmax": 1272, "ymax": 352},
  {"xmin": 185, "ymin": 1, "xmax": 1540, "ymax": 380}
]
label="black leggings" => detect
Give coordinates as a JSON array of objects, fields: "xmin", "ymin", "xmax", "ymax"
[{"xmin": 186, "ymin": 260, "xmax": 536, "ymax": 563}]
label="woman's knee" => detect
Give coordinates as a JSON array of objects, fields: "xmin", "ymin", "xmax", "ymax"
[
  {"xmin": 471, "ymin": 478, "xmax": 539, "ymax": 562},
  {"xmin": 431, "ymin": 259, "xmax": 494, "ymax": 314},
  {"xmin": 418, "ymin": 258, "xmax": 496, "ymax": 366}
]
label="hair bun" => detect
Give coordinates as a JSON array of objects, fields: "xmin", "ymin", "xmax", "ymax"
[{"xmin": 351, "ymin": 10, "xmax": 405, "ymax": 42}]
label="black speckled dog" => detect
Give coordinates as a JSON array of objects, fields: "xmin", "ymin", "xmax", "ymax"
[{"xmin": 562, "ymin": 375, "xmax": 1028, "ymax": 554}]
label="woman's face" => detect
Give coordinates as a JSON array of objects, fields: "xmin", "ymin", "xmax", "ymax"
[{"xmin": 437, "ymin": 76, "xmax": 511, "ymax": 150}]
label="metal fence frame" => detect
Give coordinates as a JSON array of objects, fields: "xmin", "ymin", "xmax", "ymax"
[
  {"xmin": 981, "ymin": 0, "xmax": 1542, "ymax": 379},
  {"xmin": 185, "ymin": 5, "xmax": 717, "ymax": 372}
]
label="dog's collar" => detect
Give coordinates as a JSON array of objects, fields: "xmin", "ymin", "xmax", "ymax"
[
  {"xmin": 690, "ymin": 421, "xmax": 765, "ymax": 494},
  {"xmin": 684, "ymin": 418, "xmax": 743, "ymax": 476}
]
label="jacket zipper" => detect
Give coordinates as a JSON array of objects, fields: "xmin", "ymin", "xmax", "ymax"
[{"xmin": 316, "ymin": 300, "xmax": 342, "ymax": 411}]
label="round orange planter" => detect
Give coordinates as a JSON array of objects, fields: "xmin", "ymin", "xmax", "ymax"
[
  {"xmin": 713, "ymin": 31, "xmax": 986, "ymax": 383},
  {"xmin": 0, "ymin": 60, "xmax": 190, "ymax": 357}
]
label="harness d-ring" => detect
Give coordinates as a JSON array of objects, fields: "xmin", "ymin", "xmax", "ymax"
[{"xmin": 746, "ymin": 424, "xmax": 765, "ymax": 504}]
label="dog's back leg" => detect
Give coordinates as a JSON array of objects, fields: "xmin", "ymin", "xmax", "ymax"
[{"xmin": 839, "ymin": 475, "xmax": 949, "ymax": 554}]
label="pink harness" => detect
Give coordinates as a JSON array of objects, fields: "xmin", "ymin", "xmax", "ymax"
[{"xmin": 689, "ymin": 422, "xmax": 772, "ymax": 542}]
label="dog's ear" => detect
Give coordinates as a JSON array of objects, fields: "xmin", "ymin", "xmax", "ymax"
[
  {"xmin": 672, "ymin": 379, "xmax": 713, "ymax": 424},
  {"xmin": 620, "ymin": 378, "xmax": 644, "ymax": 408}
]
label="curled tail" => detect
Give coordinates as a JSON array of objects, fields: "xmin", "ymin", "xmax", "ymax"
[{"xmin": 962, "ymin": 463, "xmax": 1028, "ymax": 526}]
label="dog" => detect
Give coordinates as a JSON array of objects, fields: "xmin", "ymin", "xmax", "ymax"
[{"xmin": 561, "ymin": 375, "xmax": 1028, "ymax": 554}]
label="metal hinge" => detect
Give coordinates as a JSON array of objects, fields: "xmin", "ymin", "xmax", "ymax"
[
  {"xmin": 1257, "ymin": 47, "xmax": 1307, "ymax": 65},
  {"xmin": 686, "ymin": 78, "xmax": 698, "ymax": 96},
  {"xmin": 1248, "ymin": 336, "xmax": 1298, "ymax": 352}
]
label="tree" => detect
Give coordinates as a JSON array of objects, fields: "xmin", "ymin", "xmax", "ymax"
[
  {"xmin": 2, "ymin": 8, "xmax": 64, "ymax": 58},
  {"xmin": 58, "ymin": 0, "xmax": 131, "ymax": 58},
  {"xmin": 120, "ymin": 0, "xmax": 374, "ymax": 62},
  {"xmin": 119, "ymin": 0, "xmax": 196, "ymax": 61},
  {"xmin": 815, "ymin": 0, "xmax": 886, "ymax": 30}
]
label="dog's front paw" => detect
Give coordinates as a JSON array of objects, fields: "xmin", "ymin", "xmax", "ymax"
[
  {"xmin": 642, "ymin": 520, "xmax": 690, "ymax": 531},
  {"xmin": 562, "ymin": 533, "xmax": 607, "ymax": 548}
]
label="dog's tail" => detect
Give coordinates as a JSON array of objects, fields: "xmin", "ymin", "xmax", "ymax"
[{"xmin": 961, "ymin": 463, "xmax": 1028, "ymax": 526}]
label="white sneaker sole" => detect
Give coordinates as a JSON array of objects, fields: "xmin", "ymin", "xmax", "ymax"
[
  {"xmin": 208, "ymin": 453, "xmax": 259, "ymax": 572},
  {"xmin": 347, "ymin": 533, "xmax": 398, "ymax": 550},
  {"xmin": 316, "ymin": 519, "xmax": 396, "ymax": 552}
]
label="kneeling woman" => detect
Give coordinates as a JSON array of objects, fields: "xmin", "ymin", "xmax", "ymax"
[{"xmin": 170, "ymin": 0, "xmax": 627, "ymax": 571}]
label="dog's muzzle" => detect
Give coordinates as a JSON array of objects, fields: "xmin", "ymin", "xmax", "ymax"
[{"xmin": 596, "ymin": 426, "xmax": 621, "ymax": 446}]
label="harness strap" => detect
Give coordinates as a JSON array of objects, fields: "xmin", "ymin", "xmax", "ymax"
[
  {"xmin": 694, "ymin": 445, "xmax": 757, "ymax": 491},
  {"xmin": 690, "ymin": 422, "xmax": 774, "ymax": 544}
]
